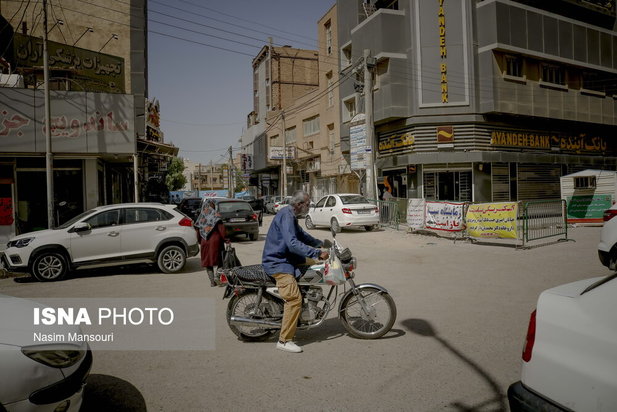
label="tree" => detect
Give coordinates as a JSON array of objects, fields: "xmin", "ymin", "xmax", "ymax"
[
  {"xmin": 165, "ymin": 157, "xmax": 187, "ymax": 191},
  {"xmin": 234, "ymin": 169, "xmax": 248, "ymax": 194}
]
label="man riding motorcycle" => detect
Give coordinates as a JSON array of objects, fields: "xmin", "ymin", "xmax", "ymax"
[{"xmin": 262, "ymin": 190, "xmax": 329, "ymax": 353}]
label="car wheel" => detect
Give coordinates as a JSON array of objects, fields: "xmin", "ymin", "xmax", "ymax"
[
  {"xmin": 157, "ymin": 245, "xmax": 186, "ymax": 273},
  {"xmin": 305, "ymin": 215, "xmax": 315, "ymax": 230},
  {"xmin": 249, "ymin": 233, "xmax": 258, "ymax": 241},
  {"xmin": 31, "ymin": 252, "xmax": 68, "ymax": 282},
  {"xmin": 331, "ymin": 218, "xmax": 341, "ymax": 233},
  {"xmin": 365, "ymin": 225, "xmax": 375, "ymax": 232}
]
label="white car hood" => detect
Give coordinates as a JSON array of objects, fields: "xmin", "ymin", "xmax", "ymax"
[
  {"xmin": 9, "ymin": 228, "xmax": 58, "ymax": 242},
  {"xmin": 0, "ymin": 295, "xmax": 81, "ymax": 347}
]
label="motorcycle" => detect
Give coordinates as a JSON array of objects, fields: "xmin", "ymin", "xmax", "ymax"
[{"xmin": 220, "ymin": 228, "xmax": 397, "ymax": 341}]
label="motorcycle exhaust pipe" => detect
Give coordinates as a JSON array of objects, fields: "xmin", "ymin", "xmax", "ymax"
[{"xmin": 229, "ymin": 316, "xmax": 282, "ymax": 328}]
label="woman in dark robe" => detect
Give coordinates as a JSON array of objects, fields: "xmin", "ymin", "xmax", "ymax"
[{"xmin": 195, "ymin": 200, "xmax": 227, "ymax": 286}]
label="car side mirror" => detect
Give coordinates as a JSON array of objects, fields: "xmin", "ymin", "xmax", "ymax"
[{"xmin": 71, "ymin": 222, "xmax": 91, "ymax": 233}]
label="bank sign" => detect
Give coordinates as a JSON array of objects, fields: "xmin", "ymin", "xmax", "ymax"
[{"xmin": 490, "ymin": 130, "xmax": 610, "ymax": 154}]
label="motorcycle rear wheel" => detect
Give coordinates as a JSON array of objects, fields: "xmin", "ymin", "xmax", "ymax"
[
  {"xmin": 340, "ymin": 287, "xmax": 396, "ymax": 339},
  {"xmin": 226, "ymin": 292, "xmax": 279, "ymax": 341}
]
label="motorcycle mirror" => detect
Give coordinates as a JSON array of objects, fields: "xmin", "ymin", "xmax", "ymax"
[{"xmin": 330, "ymin": 226, "xmax": 336, "ymax": 239}]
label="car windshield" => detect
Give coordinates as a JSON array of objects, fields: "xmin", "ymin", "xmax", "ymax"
[
  {"xmin": 184, "ymin": 199, "xmax": 201, "ymax": 207},
  {"xmin": 55, "ymin": 209, "xmax": 95, "ymax": 229},
  {"xmin": 218, "ymin": 202, "xmax": 252, "ymax": 213},
  {"xmin": 340, "ymin": 195, "xmax": 370, "ymax": 205}
]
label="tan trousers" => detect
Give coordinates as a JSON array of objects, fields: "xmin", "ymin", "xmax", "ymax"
[{"xmin": 272, "ymin": 273, "xmax": 302, "ymax": 342}]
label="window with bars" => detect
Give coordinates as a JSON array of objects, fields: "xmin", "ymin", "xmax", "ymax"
[
  {"xmin": 285, "ymin": 127, "xmax": 296, "ymax": 145},
  {"xmin": 327, "ymin": 75, "xmax": 334, "ymax": 107},
  {"xmin": 343, "ymin": 97, "xmax": 356, "ymax": 122},
  {"xmin": 325, "ymin": 21, "xmax": 332, "ymax": 55},
  {"xmin": 505, "ymin": 55, "xmax": 523, "ymax": 77},
  {"xmin": 541, "ymin": 64, "xmax": 565, "ymax": 85},
  {"xmin": 574, "ymin": 176, "xmax": 596, "ymax": 189}
]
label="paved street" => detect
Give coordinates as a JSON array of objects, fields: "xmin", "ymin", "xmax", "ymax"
[{"xmin": 0, "ymin": 216, "xmax": 607, "ymax": 411}]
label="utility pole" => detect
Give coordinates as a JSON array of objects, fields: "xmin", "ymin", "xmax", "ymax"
[
  {"xmin": 281, "ymin": 112, "xmax": 287, "ymax": 198},
  {"xmin": 363, "ymin": 49, "xmax": 377, "ymax": 200},
  {"xmin": 43, "ymin": 0, "xmax": 55, "ymax": 228},
  {"xmin": 228, "ymin": 146, "xmax": 234, "ymax": 198},
  {"xmin": 210, "ymin": 160, "xmax": 213, "ymax": 190}
]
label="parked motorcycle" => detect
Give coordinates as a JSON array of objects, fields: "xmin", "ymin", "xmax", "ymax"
[{"xmin": 220, "ymin": 228, "xmax": 397, "ymax": 340}]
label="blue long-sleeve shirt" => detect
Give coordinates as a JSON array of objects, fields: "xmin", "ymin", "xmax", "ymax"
[{"xmin": 262, "ymin": 206, "xmax": 323, "ymax": 278}]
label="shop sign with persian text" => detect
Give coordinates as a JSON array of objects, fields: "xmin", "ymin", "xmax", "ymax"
[{"xmin": 490, "ymin": 130, "xmax": 609, "ymax": 154}]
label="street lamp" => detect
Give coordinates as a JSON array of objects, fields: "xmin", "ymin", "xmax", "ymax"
[
  {"xmin": 47, "ymin": 19, "xmax": 63, "ymax": 34},
  {"xmin": 98, "ymin": 34, "xmax": 118, "ymax": 53},
  {"xmin": 73, "ymin": 27, "xmax": 93, "ymax": 47}
]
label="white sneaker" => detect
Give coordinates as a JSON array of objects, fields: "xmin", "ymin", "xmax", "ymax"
[{"xmin": 276, "ymin": 340, "xmax": 303, "ymax": 353}]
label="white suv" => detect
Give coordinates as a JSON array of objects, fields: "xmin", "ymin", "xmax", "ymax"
[
  {"xmin": 598, "ymin": 203, "xmax": 617, "ymax": 269},
  {"xmin": 508, "ymin": 274, "xmax": 617, "ymax": 411},
  {"xmin": 1, "ymin": 203, "xmax": 199, "ymax": 281}
]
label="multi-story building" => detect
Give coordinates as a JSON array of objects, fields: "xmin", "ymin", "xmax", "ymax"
[
  {"xmin": 241, "ymin": 44, "xmax": 319, "ymax": 197},
  {"xmin": 0, "ymin": 0, "xmax": 156, "ymax": 239},
  {"xmin": 337, "ymin": 0, "xmax": 617, "ymax": 202}
]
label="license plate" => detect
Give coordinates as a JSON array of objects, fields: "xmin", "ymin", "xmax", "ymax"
[
  {"xmin": 230, "ymin": 218, "xmax": 245, "ymax": 222},
  {"xmin": 356, "ymin": 209, "xmax": 371, "ymax": 214}
]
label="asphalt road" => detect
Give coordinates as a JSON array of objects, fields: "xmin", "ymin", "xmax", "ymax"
[{"xmin": 0, "ymin": 216, "xmax": 607, "ymax": 412}]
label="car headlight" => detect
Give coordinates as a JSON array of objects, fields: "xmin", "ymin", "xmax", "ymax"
[
  {"xmin": 22, "ymin": 345, "xmax": 85, "ymax": 368},
  {"xmin": 7, "ymin": 237, "xmax": 34, "ymax": 248}
]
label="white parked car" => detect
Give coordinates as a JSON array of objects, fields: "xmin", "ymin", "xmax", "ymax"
[
  {"xmin": 273, "ymin": 196, "xmax": 292, "ymax": 214},
  {"xmin": 507, "ymin": 274, "xmax": 617, "ymax": 411},
  {"xmin": 598, "ymin": 203, "xmax": 617, "ymax": 269},
  {"xmin": 0, "ymin": 203, "xmax": 199, "ymax": 282},
  {"xmin": 0, "ymin": 294, "xmax": 92, "ymax": 411},
  {"xmin": 305, "ymin": 194, "xmax": 379, "ymax": 232}
]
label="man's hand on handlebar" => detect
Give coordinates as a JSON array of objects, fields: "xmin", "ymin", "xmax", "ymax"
[{"xmin": 319, "ymin": 251, "xmax": 330, "ymax": 260}]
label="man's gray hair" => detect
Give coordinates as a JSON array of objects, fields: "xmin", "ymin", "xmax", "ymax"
[{"xmin": 289, "ymin": 190, "xmax": 309, "ymax": 206}]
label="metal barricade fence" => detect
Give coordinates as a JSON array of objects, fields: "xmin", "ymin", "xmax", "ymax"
[
  {"xmin": 521, "ymin": 199, "xmax": 568, "ymax": 245},
  {"xmin": 372, "ymin": 199, "xmax": 400, "ymax": 230}
]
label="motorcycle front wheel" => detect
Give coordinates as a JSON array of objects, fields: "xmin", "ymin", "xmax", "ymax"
[
  {"xmin": 226, "ymin": 292, "xmax": 279, "ymax": 341},
  {"xmin": 340, "ymin": 286, "xmax": 397, "ymax": 339}
]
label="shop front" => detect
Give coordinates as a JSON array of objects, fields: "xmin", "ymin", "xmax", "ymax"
[
  {"xmin": 0, "ymin": 88, "xmax": 135, "ymax": 234},
  {"xmin": 376, "ymin": 123, "xmax": 617, "ymax": 203}
]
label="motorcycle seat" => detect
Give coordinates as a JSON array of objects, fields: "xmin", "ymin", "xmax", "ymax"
[
  {"xmin": 228, "ymin": 264, "xmax": 273, "ymax": 284},
  {"xmin": 227, "ymin": 264, "xmax": 319, "ymax": 285}
]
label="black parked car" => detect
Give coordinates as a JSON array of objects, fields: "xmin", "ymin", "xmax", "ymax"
[
  {"xmin": 216, "ymin": 199, "xmax": 260, "ymax": 241},
  {"xmin": 177, "ymin": 197, "xmax": 202, "ymax": 221}
]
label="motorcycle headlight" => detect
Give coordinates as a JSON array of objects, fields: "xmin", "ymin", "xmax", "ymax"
[
  {"xmin": 22, "ymin": 345, "xmax": 85, "ymax": 368},
  {"xmin": 8, "ymin": 237, "xmax": 34, "ymax": 248}
]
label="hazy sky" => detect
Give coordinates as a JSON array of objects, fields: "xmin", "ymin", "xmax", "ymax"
[{"xmin": 148, "ymin": 0, "xmax": 336, "ymax": 166}]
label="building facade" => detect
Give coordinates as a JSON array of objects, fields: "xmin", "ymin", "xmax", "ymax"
[
  {"xmin": 337, "ymin": 0, "xmax": 617, "ymax": 202},
  {"xmin": 0, "ymin": 0, "xmax": 149, "ymax": 239},
  {"xmin": 241, "ymin": 44, "xmax": 320, "ymax": 197}
]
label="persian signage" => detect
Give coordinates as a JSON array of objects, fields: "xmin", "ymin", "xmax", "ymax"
[
  {"xmin": 350, "ymin": 113, "xmax": 369, "ymax": 170},
  {"xmin": 378, "ymin": 132, "xmax": 414, "ymax": 153},
  {"xmin": 269, "ymin": 146, "xmax": 296, "ymax": 160},
  {"xmin": 490, "ymin": 130, "xmax": 609, "ymax": 153},
  {"xmin": 566, "ymin": 195, "xmax": 612, "ymax": 222},
  {"xmin": 425, "ymin": 201, "xmax": 465, "ymax": 232},
  {"xmin": 0, "ymin": 88, "xmax": 134, "ymax": 154},
  {"xmin": 14, "ymin": 33, "xmax": 125, "ymax": 93},
  {"xmin": 466, "ymin": 202, "xmax": 518, "ymax": 239}
]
